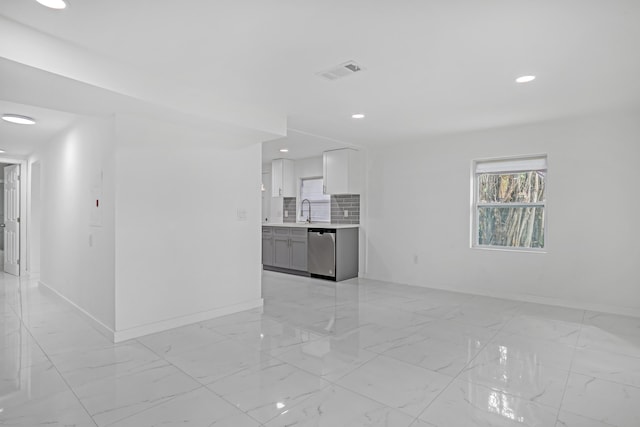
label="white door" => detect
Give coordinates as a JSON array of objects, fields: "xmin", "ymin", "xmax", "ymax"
[{"xmin": 3, "ymin": 165, "xmax": 20, "ymax": 276}]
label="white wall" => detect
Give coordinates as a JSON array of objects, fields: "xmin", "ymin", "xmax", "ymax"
[
  {"xmin": 261, "ymin": 171, "xmax": 272, "ymax": 223},
  {"xmin": 294, "ymin": 156, "xmax": 323, "ymax": 182},
  {"xmin": 32, "ymin": 116, "xmax": 116, "ymax": 329},
  {"xmin": 269, "ymin": 194, "xmax": 283, "ymax": 223},
  {"xmin": 0, "ymin": 179, "xmax": 4, "ymax": 252},
  {"xmin": 27, "ymin": 161, "xmax": 41, "ymax": 273},
  {"xmin": 114, "ymin": 115, "xmax": 263, "ymax": 339},
  {"xmin": 366, "ymin": 108, "xmax": 640, "ymax": 316}
]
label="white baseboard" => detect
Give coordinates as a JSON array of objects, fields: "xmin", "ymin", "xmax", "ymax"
[
  {"xmin": 38, "ymin": 280, "xmax": 116, "ymax": 341},
  {"xmin": 455, "ymin": 286, "xmax": 640, "ymax": 318},
  {"xmin": 363, "ymin": 275, "xmax": 640, "ymax": 318},
  {"xmin": 112, "ymin": 299, "xmax": 264, "ymax": 343},
  {"xmin": 38, "ymin": 280, "xmax": 264, "ymax": 343}
]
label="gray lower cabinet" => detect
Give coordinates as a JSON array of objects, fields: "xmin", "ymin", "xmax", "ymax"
[
  {"xmin": 289, "ymin": 229, "xmax": 308, "ymax": 271},
  {"xmin": 262, "ymin": 227, "xmax": 274, "ymax": 266},
  {"xmin": 263, "ymin": 226, "xmax": 308, "ymax": 272},
  {"xmin": 273, "ymin": 229, "xmax": 291, "ymax": 268},
  {"xmin": 263, "ymin": 225, "xmax": 358, "ymax": 280}
]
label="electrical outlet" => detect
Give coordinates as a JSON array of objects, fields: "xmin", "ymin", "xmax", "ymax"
[
  {"xmin": 344, "ymin": 210, "xmax": 349, "ymax": 218},
  {"xmin": 284, "ymin": 211, "xmax": 288, "ymax": 217}
]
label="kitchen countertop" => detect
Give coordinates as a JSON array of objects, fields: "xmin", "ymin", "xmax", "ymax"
[{"xmin": 262, "ymin": 223, "xmax": 359, "ymax": 229}]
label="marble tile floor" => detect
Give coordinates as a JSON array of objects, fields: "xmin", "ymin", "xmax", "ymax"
[{"xmin": 1, "ymin": 271, "xmax": 640, "ymax": 426}]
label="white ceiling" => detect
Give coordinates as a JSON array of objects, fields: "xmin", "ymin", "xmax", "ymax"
[
  {"xmin": 2, "ymin": 0, "xmax": 640, "ymax": 158},
  {"xmin": 0, "ymin": 100, "xmax": 77, "ymax": 156},
  {"xmin": 262, "ymin": 129, "xmax": 358, "ymax": 165}
]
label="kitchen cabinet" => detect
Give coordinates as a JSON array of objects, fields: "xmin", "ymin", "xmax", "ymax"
[
  {"xmin": 262, "ymin": 224, "xmax": 359, "ymax": 280},
  {"xmin": 262, "ymin": 227, "xmax": 275, "ymax": 266},
  {"xmin": 273, "ymin": 228, "xmax": 291, "ymax": 268},
  {"xmin": 267, "ymin": 227, "xmax": 308, "ymax": 271},
  {"xmin": 323, "ymin": 148, "xmax": 362, "ymax": 195},
  {"xmin": 289, "ymin": 229, "xmax": 308, "ymax": 271},
  {"xmin": 271, "ymin": 159, "xmax": 295, "ymax": 197}
]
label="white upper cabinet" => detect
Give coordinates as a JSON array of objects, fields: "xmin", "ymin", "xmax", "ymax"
[
  {"xmin": 323, "ymin": 148, "xmax": 362, "ymax": 195},
  {"xmin": 271, "ymin": 159, "xmax": 295, "ymax": 197}
]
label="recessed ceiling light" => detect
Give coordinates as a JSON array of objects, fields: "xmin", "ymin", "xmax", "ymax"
[
  {"xmin": 0, "ymin": 150, "xmax": 5, "ymax": 154},
  {"xmin": 279, "ymin": 149, "xmax": 289, "ymax": 153},
  {"xmin": 516, "ymin": 75, "xmax": 536, "ymax": 83},
  {"xmin": 351, "ymin": 113, "xmax": 365, "ymax": 119},
  {"xmin": 36, "ymin": 0, "xmax": 68, "ymax": 9},
  {"xmin": 2, "ymin": 114, "xmax": 36, "ymax": 125}
]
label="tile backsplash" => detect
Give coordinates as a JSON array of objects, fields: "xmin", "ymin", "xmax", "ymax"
[
  {"xmin": 282, "ymin": 194, "xmax": 361, "ymax": 224},
  {"xmin": 283, "ymin": 197, "xmax": 297, "ymax": 223},
  {"xmin": 331, "ymin": 195, "xmax": 360, "ymax": 224}
]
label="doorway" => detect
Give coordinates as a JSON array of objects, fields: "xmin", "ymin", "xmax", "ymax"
[{"xmin": 0, "ymin": 158, "xmax": 27, "ymax": 277}]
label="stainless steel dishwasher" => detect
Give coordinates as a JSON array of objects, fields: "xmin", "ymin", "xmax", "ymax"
[{"xmin": 307, "ymin": 228, "xmax": 336, "ymax": 279}]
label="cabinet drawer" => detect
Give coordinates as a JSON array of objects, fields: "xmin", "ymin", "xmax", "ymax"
[
  {"xmin": 274, "ymin": 227, "xmax": 290, "ymax": 236},
  {"xmin": 290, "ymin": 228, "xmax": 307, "ymax": 239},
  {"xmin": 262, "ymin": 227, "xmax": 273, "ymax": 235}
]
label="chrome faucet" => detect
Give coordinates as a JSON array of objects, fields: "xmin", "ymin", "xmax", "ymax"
[{"xmin": 301, "ymin": 198, "xmax": 312, "ymax": 223}]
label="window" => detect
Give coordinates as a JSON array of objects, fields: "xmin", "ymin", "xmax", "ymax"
[
  {"xmin": 473, "ymin": 156, "xmax": 547, "ymax": 250},
  {"xmin": 299, "ymin": 177, "xmax": 330, "ymax": 223}
]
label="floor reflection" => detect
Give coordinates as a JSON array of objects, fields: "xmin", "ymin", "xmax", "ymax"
[
  {"xmin": 1, "ymin": 271, "xmax": 639, "ymax": 426},
  {"xmin": 263, "ymin": 277, "xmax": 362, "ymax": 337},
  {"xmin": 0, "ymin": 321, "xmax": 21, "ymax": 398}
]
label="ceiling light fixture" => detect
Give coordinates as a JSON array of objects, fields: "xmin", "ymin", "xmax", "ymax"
[
  {"xmin": 2, "ymin": 114, "xmax": 36, "ymax": 125},
  {"xmin": 516, "ymin": 75, "xmax": 536, "ymax": 83},
  {"xmin": 352, "ymin": 113, "xmax": 365, "ymax": 119},
  {"xmin": 279, "ymin": 149, "xmax": 289, "ymax": 153},
  {"xmin": 36, "ymin": 0, "xmax": 68, "ymax": 9},
  {"xmin": 0, "ymin": 150, "xmax": 6, "ymax": 154}
]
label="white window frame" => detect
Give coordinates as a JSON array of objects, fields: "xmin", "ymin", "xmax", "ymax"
[
  {"xmin": 298, "ymin": 176, "xmax": 330, "ymax": 223},
  {"xmin": 471, "ymin": 155, "xmax": 548, "ymax": 253}
]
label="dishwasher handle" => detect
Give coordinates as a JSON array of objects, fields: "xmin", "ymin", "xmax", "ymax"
[{"xmin": 308, "ymin": 228, "xmax": 336, "ymax": 234}]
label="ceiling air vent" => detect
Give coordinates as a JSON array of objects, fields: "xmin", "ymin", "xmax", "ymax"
[{"xmin": 316, "ymin": 61, "xmax": 365, "ymax": 81}]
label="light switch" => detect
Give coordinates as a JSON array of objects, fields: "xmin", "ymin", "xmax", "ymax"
[
  {"xmin": 237, "ymin": 208, "xmax": 247, "ymax": 221},
  {"xmin": 344, "ymin": 210, "xmax": 349, "ymax": 218}
]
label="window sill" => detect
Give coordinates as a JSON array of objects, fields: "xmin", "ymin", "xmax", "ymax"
[{"xmin": 471, "ymin": 245, "xmax": 547, "ymax": 254}]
